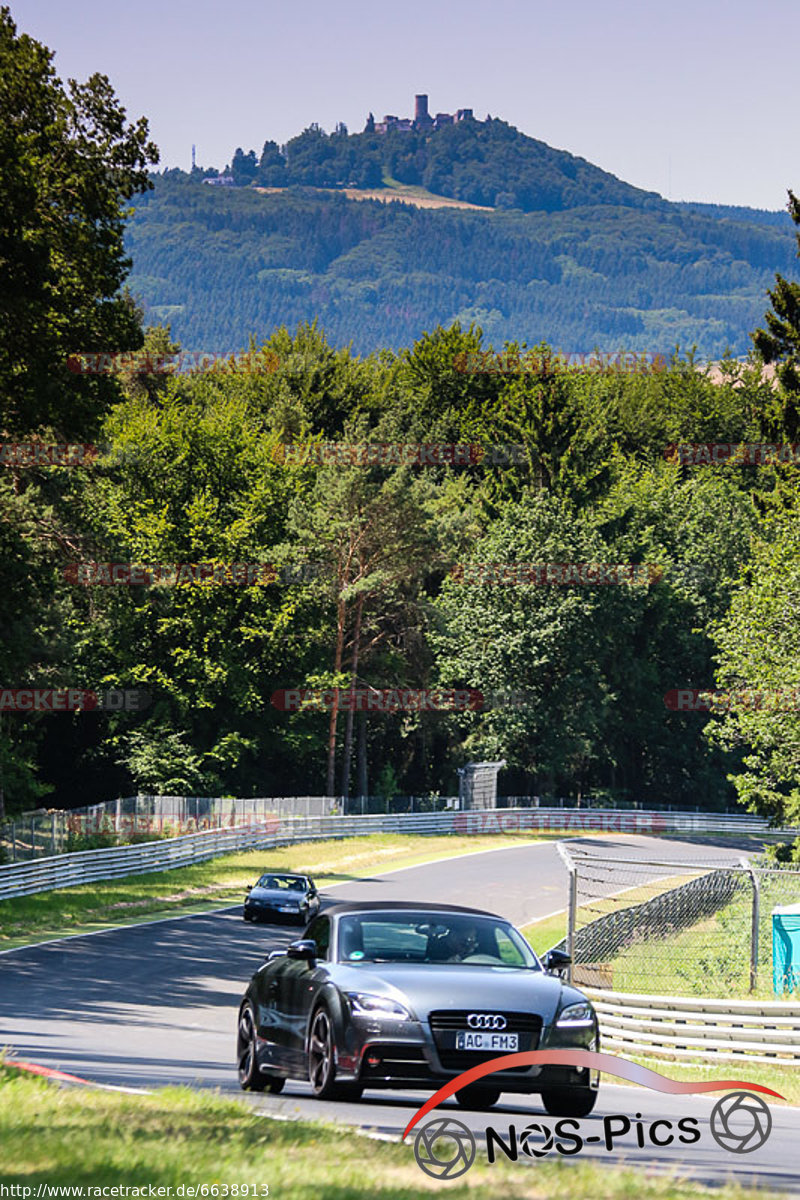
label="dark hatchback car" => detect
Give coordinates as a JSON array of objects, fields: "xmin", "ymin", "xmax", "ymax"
[
  {"xmin": 237, "ymin": 901, "xmax": 599, "ymax": 1115},
  {"xmin": 243, "ymin": 872, "xmax": 320, "ymax": 925}
]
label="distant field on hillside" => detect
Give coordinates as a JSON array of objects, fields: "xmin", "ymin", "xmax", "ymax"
[{"xmin": 255, "ymin": 182, "xmax": 493, "ymax": 211}]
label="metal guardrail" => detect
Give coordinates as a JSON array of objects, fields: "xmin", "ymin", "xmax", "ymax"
[
  {"xmin": 0, "ymin": 806, "xmax": 798, "ymax": 903},
  {"xmin": 0, "ymin": 811, "xmax": 461, "ymax": 901},
  {"xmin": 0, "ymin": 795, "xmax": 342, "ymax": 862},
  {"xmin": 587, "ymin": 988, "xmax": 800, "ymax": 1065},
  {"xmin": 3, "ymin": 795, "xmax": 789, "ymax": 864}
]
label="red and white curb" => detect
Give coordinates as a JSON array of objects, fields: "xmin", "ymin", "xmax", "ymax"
[{"xmin": 5, "ymin": 1059, "xmax": 151, "ymax": 1095}]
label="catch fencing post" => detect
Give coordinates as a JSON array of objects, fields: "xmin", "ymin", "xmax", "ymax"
[
  {"xmin": 51, "ymin": 811, "xmax": 57, "ymax": 856},
  {"xmin": 557, "ymin": 841, "xmax": 577, "ymax": 984},
  {"xmin": 740, "ymin": 856, "xmax": 760, "ymax": 992}
]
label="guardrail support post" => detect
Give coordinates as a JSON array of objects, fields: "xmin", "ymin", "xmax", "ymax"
[{"xmin": 557, "ymin": 841, "xmax": 577, "ymax": 984}]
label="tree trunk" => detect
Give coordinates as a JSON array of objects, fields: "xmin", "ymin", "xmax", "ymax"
[
  {"xmin": 326, "ymin": 590, "xmax": 348, "ymax": 797},
  {"xmin": 357, "ymin": 710, "xmax": 368, "ymax": 803},
  {"xmin": 339, "ymin": 592, "xmax": 364, "ymax": 802}
]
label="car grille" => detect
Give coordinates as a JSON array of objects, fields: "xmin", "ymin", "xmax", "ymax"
[{"xmin": 429, "ymin": 1010, "xmax": 542, "ymax": 1073}]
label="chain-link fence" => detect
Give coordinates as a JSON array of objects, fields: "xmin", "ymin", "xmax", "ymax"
[
  {"xmin": 0, "ymin": 795, "xmax": 343, "ymax": 862},
  {"xmin": 557, "ymin": 843, "xmax": 800, "ymax": 998}
]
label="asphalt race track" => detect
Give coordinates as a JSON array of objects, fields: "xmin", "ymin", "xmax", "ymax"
[{"xmin": 1, "ymin": 835, "xmax": 798, "ymax": 1191}]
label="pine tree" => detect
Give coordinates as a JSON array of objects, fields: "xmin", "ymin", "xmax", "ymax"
[{"xmin": 752, "ymin": 190, "xmax": 800, "ymax": 438}]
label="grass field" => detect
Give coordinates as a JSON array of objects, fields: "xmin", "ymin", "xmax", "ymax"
[
  {"xmin": 253, "ymin": 177, "xmax": 494, "ymax": 211},
  {"xmin": 0, "ymin": 1065, "xmax": 788, "ymax": 1200},
  {"xmin": 520, "ymin": 910, "xmax": 568, "ymax": 954},
  {"xmin": 604, "ymin": 884, "xmax": 799, "ymax": 1001},
  {"xmin": 625, "ymin": 1056, "xmax": 800, "ymax": 1108},
  {"xmin": 0, "ymin": 831, "xmax": 558, "ymax": 950}
]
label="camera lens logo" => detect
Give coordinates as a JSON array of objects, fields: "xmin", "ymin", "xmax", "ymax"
[
  {"xmin": 413, "ymin": 1117, "xmax": 477, "ymax": 1179},
  {"xmin": 710, "ymin": 1092, "xmax": 772, "ymax": 1154},
  {"xmin": 519, "ymin": 1121, "xmax": 555, "ymax": 1158}
]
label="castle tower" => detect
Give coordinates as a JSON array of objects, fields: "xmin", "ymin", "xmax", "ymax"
[{"xmin": 414, "ymin": 94, "xmax": 431, "ymax": 124}]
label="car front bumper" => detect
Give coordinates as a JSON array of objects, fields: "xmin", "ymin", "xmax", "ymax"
[
  {"xmin": 335, "ymin": 1014, "xmax": 598, "ymax": 1094},
  {"xmin": 244, "ymin": 902, "xmax": 306, "ymax": 921}
]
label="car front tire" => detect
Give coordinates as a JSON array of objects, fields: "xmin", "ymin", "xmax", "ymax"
[
  {"xmin": 455, "ymin": 1084, "xmax": 501, "ymax": 1110},
  {"xmin": 307, "ymin": 1007, "xmax": 362, "ymax": 1101},
  {"xmin": 541, "ymin": 1085, "xmax": 597, "ymax": 1118},
  {"xmin": 237, "ymin": 1002, "xmax": 285, "ymax": 1094}
]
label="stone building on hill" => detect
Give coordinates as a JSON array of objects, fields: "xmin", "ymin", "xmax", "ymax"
[{"xmin": 369, "ymin": 95, "xmax": 477, "ymax": 135}]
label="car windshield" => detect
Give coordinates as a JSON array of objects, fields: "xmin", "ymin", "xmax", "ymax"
[
  {"xmin": 336, "ymin": 912, "xmax": 541, "ymax": 969},
  {"xmin": 257, "ymin": 874, "xmax": 305, "ymax": 890}
]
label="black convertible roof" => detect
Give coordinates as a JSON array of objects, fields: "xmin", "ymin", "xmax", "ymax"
[{"xmin": 322, "ymin": 901, "xmax": 500, "ymax": 918}]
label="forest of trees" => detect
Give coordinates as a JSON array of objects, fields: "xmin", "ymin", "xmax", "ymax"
[
  {"xmin": 228, "ymin": 116, "xmax": 668, "ymax": 213},
  {"xmin": 3, "ymin": 7, "xmax": 800, "ymax": 857},
  {"xmin": 125, "ymin": 171, "xmax": 797, "ymax": 359}
]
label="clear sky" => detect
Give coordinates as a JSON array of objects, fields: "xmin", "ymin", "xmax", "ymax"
[{"xmin": 9, "ymin": 0, "xmax": 798, "ymax": 210}]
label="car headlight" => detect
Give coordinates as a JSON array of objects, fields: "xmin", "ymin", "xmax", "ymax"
[
  {"xmin": 346, "ymin": 992, "xmax": 412, "ymax": 1020},
  {"xmin": 556, "ymin": 1001, "xmax": 595, "ymax": 1026}
]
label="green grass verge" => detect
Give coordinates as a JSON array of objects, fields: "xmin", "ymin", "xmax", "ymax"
[
  {"xmin": 604, "ymin": 883, "xmax": 799, "ymax": 1001},
  {"xmin": 0, "ymin": 1066, "xmax": 787, "ymax": 1199},
  {"xmin": 0, "ymin": 831, "xmax": 561, "ymax": 950},
  {"xmin": 521, "ymin": 910, "xmax": 568, "ymax": 955},
  {"xmin": 626, "ymin": 1056, "xmax": 800, "ymax": 1108}
]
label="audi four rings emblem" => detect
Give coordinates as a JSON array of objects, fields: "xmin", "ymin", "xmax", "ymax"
[{"xmin": 466, "ymin": 1013, "xmax": 507, "ymax": 1030}]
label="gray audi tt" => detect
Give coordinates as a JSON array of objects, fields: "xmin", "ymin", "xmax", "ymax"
[{"xmin": 236, "ymin": 901, "xmax": 599, "ymax": 1115}]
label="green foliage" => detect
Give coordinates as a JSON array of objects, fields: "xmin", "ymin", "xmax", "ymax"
[
  {"xmin": 240, "ymin": 116, "xmax": 665, "ymax": 213},
  {"xmin": 0, "ymin": 6, "xmax": 158, "ymax": 439},
  {"xmin": 752, "ymin": 189, "xmax": 800, "ymax": 438},
  {"xmin": 705, "ymin": 491, "xmax": 800, "ymax": 851},
  {"xmin": 125, "ymin": 172, "xmax": 797, "ymax": 359},
  {"xmin": 375, "ymin": 763, "xmax": 399, "ymax": 804}
]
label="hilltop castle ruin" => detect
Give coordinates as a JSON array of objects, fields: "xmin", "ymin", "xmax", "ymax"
[{"xmin": 365, "ymin": 94, "xmax": 476, "ymax": 135}]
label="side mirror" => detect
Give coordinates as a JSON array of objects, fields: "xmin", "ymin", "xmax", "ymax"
[
  {"xmin": 542, "ymin": 948, "xmax": 571, "ymax": 974},
  {"xmin": 287, "ymin": 939, "xmax": 317, "ymax": 963},
  {"xmin": 265, "ymin": 948, "xmax": 285, "ymax": 962},
  {"xmin": 246, "ymin": 885, "xmax": 252, "ymax": 893}
]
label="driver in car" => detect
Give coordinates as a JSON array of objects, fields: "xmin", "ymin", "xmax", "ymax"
[{"xmin": 439, "ymin": 922, "xmax": 480, "ymax": 962}]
